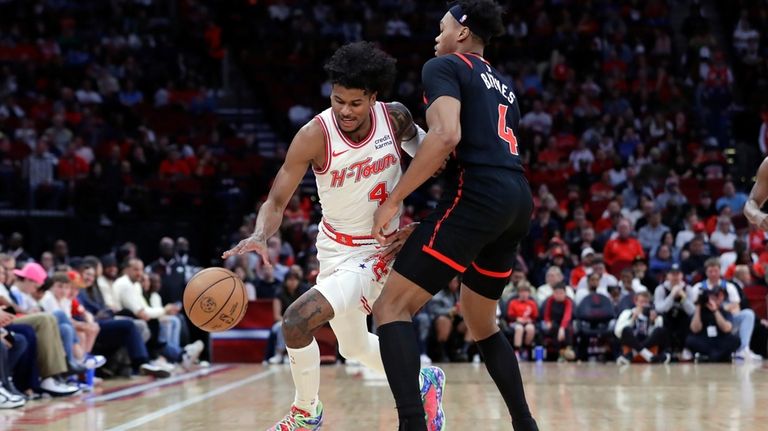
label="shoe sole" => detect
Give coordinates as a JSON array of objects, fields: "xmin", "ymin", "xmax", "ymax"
[
  {"xmin": 423, "ymin": 367, "xmax": 446, "ymax": 431},
  {"xmin": 40, "ymin": 388, "xmax": 80, "ymax": 397},
  {"xmin": 267, "ymin": 417, "xmax": 323, "ymax": 430},
  {"xmin": 140, "ymin": 368, "xmax": 172, "ymax": 379}
]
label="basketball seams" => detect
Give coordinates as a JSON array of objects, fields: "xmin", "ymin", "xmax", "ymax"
[
  {"xmin": 199, "ymin": 276, "xmax": 238, "ymax": 329},
  {"xmin": 184, "ymin": 267, "xmax": 248, "ymax": 332},
  {"xmin": 233, "ymin": 278, "xmax": 249, "ymax": 326},
  {"xmin": 185, "ymin": 274, "xmax": 235, "ymax": 316}
]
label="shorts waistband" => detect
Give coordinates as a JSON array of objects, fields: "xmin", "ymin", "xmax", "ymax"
[{"xmin": 321, "ymin": 219, "xmax": 381, "ymax": 247}]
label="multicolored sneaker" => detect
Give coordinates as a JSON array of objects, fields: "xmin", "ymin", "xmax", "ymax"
[
  {"xmin": 419, "ymin": 366, "xmax": 446, "ymax": 431},
  {"xmin": 267, "ymin": 401, "xmax": 324, "ymax": 431}
]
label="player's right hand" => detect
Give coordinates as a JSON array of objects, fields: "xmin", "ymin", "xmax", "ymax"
[{"xmin": 221, "ymin": 235, "xmax": 271, "ymax": 268}]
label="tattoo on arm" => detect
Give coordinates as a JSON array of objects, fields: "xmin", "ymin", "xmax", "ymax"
[{"xmin": 387, "ymin": 102, "xmax": 417, "ymax": 142}]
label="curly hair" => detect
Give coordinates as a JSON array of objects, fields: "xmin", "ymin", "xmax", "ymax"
[
  {"xmin": 456, "ymin": 0, "xmax": 505, "ymax": 45},
  {"xmin": 323, "ymin": 41, "xmax": 397, "ymax": 98}
]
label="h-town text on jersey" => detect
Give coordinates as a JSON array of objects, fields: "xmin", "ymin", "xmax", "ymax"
[{"xmin": 329, "ymin": 153, "xmax": 399, "ymax": 188}]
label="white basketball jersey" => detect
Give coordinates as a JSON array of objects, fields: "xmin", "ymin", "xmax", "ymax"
[{"xmin": 313, "ymin": 101, "xmax": 402, "ymax": 237}]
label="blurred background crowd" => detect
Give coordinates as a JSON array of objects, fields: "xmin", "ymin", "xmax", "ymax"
[{"xmin": 1, "ymin": 0, "xmax": 768, "ymax": 406}]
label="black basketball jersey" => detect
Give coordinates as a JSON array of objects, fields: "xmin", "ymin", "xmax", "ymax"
[{"xmin": 422, "ymin": 52, "xmax": 524, "ymax": 172}]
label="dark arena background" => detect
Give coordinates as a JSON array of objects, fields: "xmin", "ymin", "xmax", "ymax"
[{"xmin": 0, "ymin": 0, "xmax": 767, "ymax": 430}]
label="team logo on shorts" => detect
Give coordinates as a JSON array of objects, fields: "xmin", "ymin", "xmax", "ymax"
[
  {"xmin": 200, "ymin": 297, "xmax": 217, "ymax": 313},
  {"xmin": 372, "ymin": 258, "xmax": 389, "ymax": 282}
]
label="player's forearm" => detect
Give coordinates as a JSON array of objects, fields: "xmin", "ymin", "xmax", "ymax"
[
  {"xmin": 388, "ymin": 131, "xmax": 457, "ymax": 203},
  {"xmin": 252, "ymin": 200, "xmax": 284, "ymax": 242}
]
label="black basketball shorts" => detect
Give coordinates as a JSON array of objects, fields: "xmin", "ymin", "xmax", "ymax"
[{"xmin": 393, "ymin": 168, "xmax": 532, "ymax": 300}]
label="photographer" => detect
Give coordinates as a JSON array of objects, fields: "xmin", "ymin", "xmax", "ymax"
[
  {"xmin": 685, "ymin": 287, "xmax": 740, "ymax": 362},
  {"xmin": 691, "ymin": 258, "xmax": 761, "ymax": 360},
  {"xmin": 654, "ymin": 264, "xmax": 695, "ymax": 355},
  {"xmin": 614, "ymin": 291, "xmax": 670, "ymax": 364}
]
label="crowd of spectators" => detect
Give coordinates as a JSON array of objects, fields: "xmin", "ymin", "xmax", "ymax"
[
  {"xmin": 2, "ymin": 0, "xmax": 768, "ymax": 413},
  {"xmin": 215, "ymin": 0, "xmax": 768, "ymax": 365},
  {"xmin": 0, "ymin": 234, "xmax": 207, "ymax": 408},
  {"xmin": 0, "ymin": 0, "xmax": 236, "ymax": 224}
]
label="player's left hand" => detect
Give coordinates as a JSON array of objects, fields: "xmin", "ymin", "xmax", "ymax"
[
  {"xmin": 372, "ymin": 200, "xmax": 400, "ymax": 245},
  {"xmin": 378, "ymin": 222, "xmax": 419, "ymax": 261}
]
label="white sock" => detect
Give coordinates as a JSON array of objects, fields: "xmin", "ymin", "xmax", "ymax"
[
  {"xmin": 287, "ymin": 339, "xmax": 321, "ymax": 416},
  {"xmin": 354, "ymin": 333, "xmax": 386, "ymax": 375},
  {"xmin": 640, "ymin": 348, "xmax": 654, "ymax": 362}
]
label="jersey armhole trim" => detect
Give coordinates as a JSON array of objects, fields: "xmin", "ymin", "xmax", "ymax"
[
  {"xmin": 313, "ymin": 115, "xmax": 332, "ymax": 174},
  {"xmin": 381, "ymin": 103, "xmax": 402, "ymax": 159}
]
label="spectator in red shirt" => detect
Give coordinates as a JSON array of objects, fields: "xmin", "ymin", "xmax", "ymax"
[
  {"xmin": 541, "ymin": 283, "xmax": 575, "ymax": 361},
  {"xmin": 570, "ymin": 247, "xmax": 595, "ymax": 287},
  {"xmin": 589, "ymin": 171, "xmax": 616, "ymax": 201},
  {"xmin": 595, "ymin": 200, "xmax": 623, "ymax": 233},
  {"xmin": 57, "ymin": 143, "xmax": 90, "ymax": 181},
  {"xmin": 158, "ymin": 146, "xmax": 191, "ymax": 179},
  {"xmin": 506, "ymin": 285, "xmax": 539, "ymax": 358},
  {"xmin": 604, "ymin": 218, "xmax": 645, "ymax": 275},
  {"xmin": 536, "ymin": 135, "xmax": 562, "ymax": 165}
]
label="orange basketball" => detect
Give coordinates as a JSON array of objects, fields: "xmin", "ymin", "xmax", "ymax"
[{"xmin": 183, "ymin": 267, "xmax": 248, "ymax": 332}]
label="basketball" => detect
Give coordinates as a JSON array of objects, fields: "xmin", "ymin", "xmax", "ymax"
[{"xmin": 183, "ymin": 267, "xmax": 248, "ymax": 332}]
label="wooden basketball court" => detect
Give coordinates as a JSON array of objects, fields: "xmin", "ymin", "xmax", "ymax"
[{"xmin": 3, "ymin": 362, "xmax": 767, "ymax": 430}]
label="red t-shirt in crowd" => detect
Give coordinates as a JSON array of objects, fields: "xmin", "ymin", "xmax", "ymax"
[{"xmin": 507, "ymin": 298, "xmax": 539, "ymax": 323}]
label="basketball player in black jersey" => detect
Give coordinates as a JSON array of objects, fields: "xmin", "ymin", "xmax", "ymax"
[{"xmin": 371, "ymin": 1, "xmax": 539, "ymax": 430}]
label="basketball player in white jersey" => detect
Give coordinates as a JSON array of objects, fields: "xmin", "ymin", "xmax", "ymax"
[{"xmin": 222, "ymin": 42, "xmax": 445, "ymax": 431}]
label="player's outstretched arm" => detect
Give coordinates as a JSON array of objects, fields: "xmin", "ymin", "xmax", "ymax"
[
  {"xmin": 222, "ymin": 121, "xmax": 323, "ymax": 262},
  {"xmin": 372, "ymin": 96, "xmax": 460, "ymax": 243},
  {"xmin": 745, "ymin": 157, "xmax": 768, "ymax": 231}
]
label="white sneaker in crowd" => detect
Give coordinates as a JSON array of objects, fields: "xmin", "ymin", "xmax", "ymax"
[
  {"xmin": 83, "ymin": 355, "xmax": 107, "ymax": 370},
  {"xmin": 735, "ymin": 348, "xmax": 763, "ymax": 361},
  {"xmin": 182, "ymin": 340, "xmax": 205, "ymax": 370},
  {"xmin": 0, "ymin": 387, "xmax": 25, "ymax": 409},
  {"xmin": 39, "ymin": 377, "xmax": 80, "ymax": 397},
  {"xmin": 140, "ymin": 361, "xmax": 172, "ymax": 378}
]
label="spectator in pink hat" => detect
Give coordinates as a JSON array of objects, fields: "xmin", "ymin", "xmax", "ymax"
[{"xmin": 13, "ymin": 262, "xmax": 46, "ymax": 285}]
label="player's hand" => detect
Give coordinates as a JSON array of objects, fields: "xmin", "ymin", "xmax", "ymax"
[
  {"xmin": 221, "ymin": 234, "xmax": 271, "ymax": 268},
  {"xmin": 378, "ymin": 223, "xmax": 419, "ymax": 261},
  {"xmin": 557, "ymin": 327, "xmax": 566, "ymax": 342},
  {"xmin": 372, "ymin": 200, "xmax": 400, "ymax": 245}
]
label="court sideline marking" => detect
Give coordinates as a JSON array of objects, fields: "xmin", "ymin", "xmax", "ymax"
[
  {"xmin": 105, "ymin": 367, "xmax": 278, "ymax": 431},
  {"xmin": 86, "ymin": 364, "xmax": 231, "ymax": 403}
]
